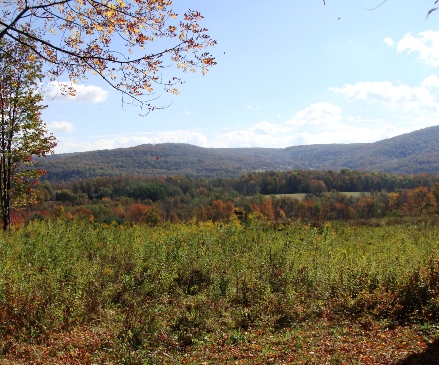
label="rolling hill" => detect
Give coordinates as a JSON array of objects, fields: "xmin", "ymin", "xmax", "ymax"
[{"xmin": 39, "ymin": 126, "xmax": 439, "ymax": 181}]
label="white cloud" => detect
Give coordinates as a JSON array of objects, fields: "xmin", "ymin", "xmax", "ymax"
[
  {"xmin": 250, "ymin": 122, "xmax": 290, "ymax": 135},
  {"xmin": 397, "ymin": 30, "xmax": 439, "ymax": 66},
  {"xmin": 383, "ymin": 37, "xmax": 394, "ymax": 47},
  {"xmin": 421, "ymin": 74, "xmax": 439, "ymax": 89},
  {"xmin": 209, "ymin": 124, "xmax": 411, "ymax": 148},
  {"xmin": 330, "ymin": 77, "xmax": 439, "ymax": 113},
  {"xmin": 287, "ymin": 102, "xmax": 342, "ymax": 126},
  {"xmin": 211, "ymin": 130, "xmax": 280, "ymax": 148},
  {"xmin": 47, "ymin": 121, "xmax": 74, "ymax": 133},
  {"xmin": 292, "ymin": 125, "xmax": 411, "ymax": 145},
  {"xmin": 55, "ymin": 130, "xmax": 210, "ymax": 153},
  {"xmin": 184, "ymin": 109, "xmax": 192, "ymax": 116},
  {"xmin": 54, "ymin": 119, "xmax": 427, "ymax": 153},
  {"xmin": 45, "ymin": 82, "xmax": 108, "ymax": 103},
  {"xmin": 246, "ymin": 106, "xmax": 253, "ymax": 109},
  {"xmin": 53, "ymin": 85, "xmax": 439, "ymax": 153}
]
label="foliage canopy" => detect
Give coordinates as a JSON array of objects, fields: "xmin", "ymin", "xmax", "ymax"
[
  {"xmin": 0, "ymin": 0, "xmax": 217, "ymax": 112},
  {"xmin": 0, "ymin": 39, "xmax": 56, "ymax": 229}
]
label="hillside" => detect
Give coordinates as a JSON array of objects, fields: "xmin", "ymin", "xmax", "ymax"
[{"xmin": 39, "ymin": 126, "xmax": 439, "ymax": 181}]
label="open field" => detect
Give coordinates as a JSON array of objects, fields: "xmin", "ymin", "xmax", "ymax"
[
  {"xmin": 273, "ymin": 192, "xmax": 370, "ymax": 200},
  {"xmin": 273, "ymin": 193, "xmax": 309, "ymax": 200},
  {"xmin": 1, "ymin": 218, "xmax": 439, "ymax": 364}
]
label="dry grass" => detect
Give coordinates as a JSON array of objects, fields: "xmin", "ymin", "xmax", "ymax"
[{"xmin": 1, "ymin": 218, "xmax": 439, "ymax": 364}]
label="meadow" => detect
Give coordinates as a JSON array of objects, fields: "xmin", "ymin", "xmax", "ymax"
[
  {"xmin": 1, "ymin": 217, "xmax": 439, "ymax": 364},
  {"xmin": 273, "ymin": 192, "xmax": 370, "ymax": 200}
]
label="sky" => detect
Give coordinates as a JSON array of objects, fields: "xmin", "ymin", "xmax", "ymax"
[{"xmin": 41, "ymin": 0, "xmax": 439, "ymax": 154}]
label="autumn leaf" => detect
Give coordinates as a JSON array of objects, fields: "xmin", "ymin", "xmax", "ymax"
[
  {"xmin": 116, "ymin": 0, "xmax": 126, "ymax": 8},
  {"xmin": 0, "ymin": 0, "xmax": 216, "ymax": 113}
]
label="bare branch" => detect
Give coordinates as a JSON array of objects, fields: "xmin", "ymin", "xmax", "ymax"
[
  {"xmin": 426, "ymin": 7, "xmax": 439, "ymax": 19},
  {"xmin": 361, "ymin": 0, "xmax": 388, "ymax": 11}
]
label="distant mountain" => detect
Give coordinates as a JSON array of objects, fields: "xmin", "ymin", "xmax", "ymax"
[{"xmin": 39, "ymin": 126, "xmax": 439, "ymax": 181}]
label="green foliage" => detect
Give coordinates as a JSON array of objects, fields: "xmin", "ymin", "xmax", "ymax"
[
  {"xmin": 143, "ymin": 207, "xmax": 161, "ymax": 226},
  {"xmin": 123, "ymin": 181, "xmax": 182, "ymax": 202},
  {"xmin": 0, "ymin": 39, "xmax": 56, "ymax": 229}
]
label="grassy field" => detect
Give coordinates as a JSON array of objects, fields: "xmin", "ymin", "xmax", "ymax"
[
  {"xmin": 1, "ymin": 217, "xmax": 439, "ymax": 364},
  {"xmin": 273, "ymin": 192, "xmax": 370, "ymax": 200}
]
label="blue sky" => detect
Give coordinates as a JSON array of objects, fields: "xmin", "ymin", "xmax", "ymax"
[{"xmin": 42, "ymin": 1, "xmax": 439, "ymax": 153}]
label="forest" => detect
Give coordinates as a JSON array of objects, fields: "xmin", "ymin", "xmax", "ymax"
[
  {"xmin": 12, "ymin": 169, "xmax": 439, "ymax": 227},
  {"xmin": 37, "ymin": 125, "xmax": 439, "ymax": 180}
]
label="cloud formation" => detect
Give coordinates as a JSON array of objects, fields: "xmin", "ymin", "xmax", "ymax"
[
  {"xmin": 55, "ymin": 123, "xmax": 414, "ymax": 153},
  {"xmin": 56, "ymin": 131, "xmax": 210, "ymax": 153},
  {"xmin": 287, "ymin": 102, "xmax": 342, "ymax": 126},
  {"xmin": 45, "ymin": 82, "xmax": 108, "ymax": 103},
  {"xmin": 54, "ymin": 98, "xmax": 425, "ymax": 154},
  {"xmin": 383, "ymin": 37, "xmax": 394, "ymax": 47},
  {"xmin": 47, "ymin": 121, "xmax": 74, "ymax": 133},
  {"xmin": 330, "ymin": 76, "xmax": 439, "ymax": 113},
  {"xmin": 397, "ymin": 30, "xmax": 439, "ymax": 66}
]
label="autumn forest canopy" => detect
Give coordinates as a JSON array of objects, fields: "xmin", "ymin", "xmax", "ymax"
[{"xmin": 9, "ymin": 168, "xmax": 439, "ymax": 227}]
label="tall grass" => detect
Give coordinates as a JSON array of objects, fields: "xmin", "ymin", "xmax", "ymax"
[{"xmin": 1, "ymin": 218, "xmax": 439, "ymax": 361}]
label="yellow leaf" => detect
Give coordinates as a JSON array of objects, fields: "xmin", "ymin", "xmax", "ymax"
[
  {"xmin": 168, "ymin": 88, "xmax": 179, "ymax": 95},
  {"xmin": 116, "ymin": 0, "xmax": 126, "ymax": 8}
]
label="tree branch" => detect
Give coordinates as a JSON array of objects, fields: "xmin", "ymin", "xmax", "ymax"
[{"xmin": 2, "ymin": 21, "xmax": 186, "ymax": 65}]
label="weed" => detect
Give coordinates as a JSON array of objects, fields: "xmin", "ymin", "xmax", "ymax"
[{"xmin": 1, "ymin": 218, "xmax": 439, "ymax": 363}]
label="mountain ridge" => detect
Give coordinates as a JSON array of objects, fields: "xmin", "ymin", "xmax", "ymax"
[{"xmin": 39, "ymin": 126, "xmax": 439, "ymax": 181}]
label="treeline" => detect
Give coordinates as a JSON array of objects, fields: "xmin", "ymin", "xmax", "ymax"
[
  {"xmin": 19, "ymin": 185, "xmax": 439, "ymax": 227},
  {"xmin": 238, "ymin": 169, "xmax": 436, "ymax": 195},
  {"xmin": 44, "ymin": 169, "xmax": 438, "ymax": 198},
  {"xmin": 10, "ymin": 169, "xmax": 439, "ymax": 226}
]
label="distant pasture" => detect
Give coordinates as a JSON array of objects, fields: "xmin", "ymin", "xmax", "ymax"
[{"xmin": 272, "ymin": 192, "xmax": 370, "ymax": 201}]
